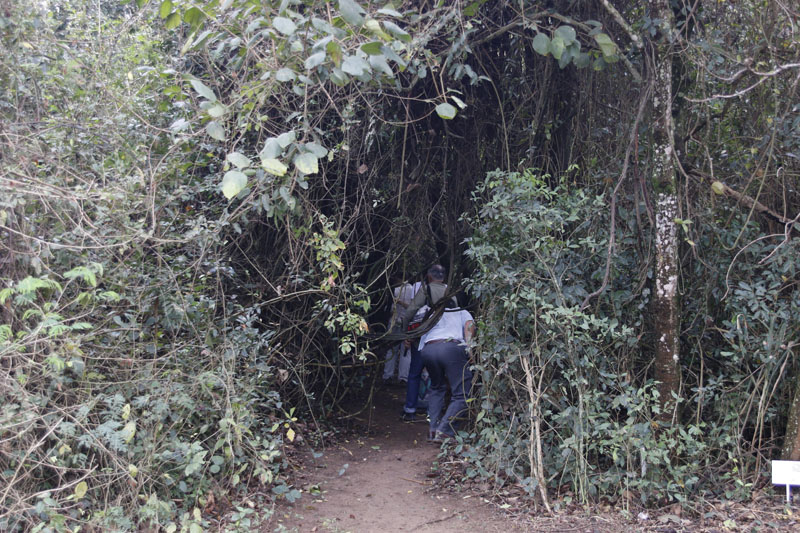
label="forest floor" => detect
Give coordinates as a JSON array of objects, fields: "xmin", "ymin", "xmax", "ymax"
[{"xmin": 263, "ymin": 383, "xmax": 800, "ymax": 533}]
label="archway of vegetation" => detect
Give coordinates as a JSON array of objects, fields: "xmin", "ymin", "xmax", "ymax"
[{"xmin": 1, "ymin": 0, "xmax": 799, "ymax": 530}]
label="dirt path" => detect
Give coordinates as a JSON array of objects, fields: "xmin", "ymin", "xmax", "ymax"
[
  {"xmin": 263, "ymin": 384, "xmax": 800, "ymax": 533},
  {"xmin": 267, "ymin": 384, "xmax": 531, "ymax": 532}
]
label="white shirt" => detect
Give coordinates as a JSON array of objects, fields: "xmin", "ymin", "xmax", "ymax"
[{"xmin": 419, "ymin": 309, "xmax": 473, "ymax": 350}]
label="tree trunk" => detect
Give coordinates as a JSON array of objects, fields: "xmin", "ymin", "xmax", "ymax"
[
  {"xmin": 650, "ymin": 0, "xmax": 681, "ymax": 414},
  {"xmin": 782, "ymin": 366, "xmax": 800, "ymax": 460}
]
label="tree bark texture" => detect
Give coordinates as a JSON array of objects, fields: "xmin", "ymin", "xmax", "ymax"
[
  {"xmin": 650, "ymin": 0, "xmax": 681, "ymax": 411},
  {"xmin": 782, "ymin": 370, "xmax": 800, "ymax": 460}
]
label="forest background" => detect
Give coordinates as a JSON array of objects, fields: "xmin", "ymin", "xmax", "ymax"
[{"xmin": 1, "ymin": 0, "xmax": 799, "ymax": 531}]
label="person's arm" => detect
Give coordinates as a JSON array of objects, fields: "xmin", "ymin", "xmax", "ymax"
[
  {"xmin": 464, "ymin": 320, "xmax": 476, "ymax": 343},
  {"xmin": 399, "ymin": 284, "xmax": 427, "ymax": 330}
]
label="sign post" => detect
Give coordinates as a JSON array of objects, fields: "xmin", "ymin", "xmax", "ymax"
[{"xmin": 772, "ymin": 460, "xmax": 800, "ymax": 503}]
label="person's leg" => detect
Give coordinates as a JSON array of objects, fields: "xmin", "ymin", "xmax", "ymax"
[
  {"xmin": 382, "ymin": 343, "xmax": 399, "ymax": 381},
  {"xmin": 420, "ymin": 344, "xmax": 447, "ymax": 438},
  {"xmin": 402, "ymin": 342, "xmax": 422, "ymax": 414},
  {"xmin": 397, "ymin": 344, "xmax": 411, "ymax": 382},
  {"xmin": 436, "ymin": 344, "xmax": 472, "ymax": 437}
]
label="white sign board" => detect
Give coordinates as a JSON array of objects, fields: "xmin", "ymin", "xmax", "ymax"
[{"xmin": 772, "ymin": 460, "xmax": 800, "ymax": 502}]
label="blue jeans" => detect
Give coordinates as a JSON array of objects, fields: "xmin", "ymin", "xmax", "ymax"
[
  {"xmin": 402, "ymin": 342, "xmax": 423, "ymax": 414},
  {"xmin": 420, "ymin": 341, "xmax": 472, "ymax": 437}
]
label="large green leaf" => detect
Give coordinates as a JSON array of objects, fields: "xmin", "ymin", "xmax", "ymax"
[
  {"xmin": 190, "ymin": 79, "xmax": 217, "ymax": 101},
  {"xmin": 227, "ymin": 152, "xmax": 250, "ymax": 169},
  {"xmin": 260, "ymin": 138, "xmax": 282, "ymax": 159},
  {"xmin": 273, "ymin": 16, "xmax": 297, "ymax": 36},
  {"xmin": 295, "ymin": 153, "xmax": 319, "ymax": 174},
  {"xmin": 183, "ymin": 7, "xmax": 205, "ymax": 28},
  {"xmin": 206, "ymin": 121, "xmax": 226, "ymax": 141},
  {"xmin": 554, "ymin": 25, "xmax": 576, "ymax": 45},
  {"xmin": 435, "ymin": 103, "xmax": 457, "ymax": 120},
  {"xmin": 369, "ymin": 55, "xmax": 393, "ymax": 77},
  {"xmin": 342, "ymin": 55, "xmax": 370, "ymax": 76},
  {"xmin": 361, "ymin": 42, "xmax": 383, "ymax": 55},
  {"xmin": 305, "ymin": 51, "xmax": 326, "ymax": 70},
  {"xmin": 330, "ymin": 68, "xmax": 349, "ymax": 86},
  {"xmin": 532, "ymin": 33, "xmax": 550, "ymax": 56},
  {"xmin": 594, "ymin": 33, "xmax": 617, "ymax": 57},
  {"xmin": 262, "ymin": 158, "xmax": 288, "ymax": 176},
  {"xmin": 327, "ymin": 41, "xmax": 343, "ymax": 67},
  {"xmin": 339, "ymin": 0, "xmax": 365, "ymax": 27},
  {"xmin": 159, "ymin": 0, "xmax": 172, "ymax": 19},
  {"xmin": 207, "ymin": 103, "xmax": 227, "ymax": 117},
  {"xmin": 382, "ymin": 21, "xmax": 411, "ymax": 43},
  {"xmin": 304, "ymin": 142, "xmax": 328, "ymax": 158},
  {"xmin": 275, "ymin": 68, "xmax": 296, "ymax": 82},
  {"xmin": 277, "ymin": 131, "xmax": 296, "ymax": 148},
  {"xmin": 165, "ymin": 12, "xmax": 181, "ymax": 30},
  {"xmin": 549, "ymin": 35, "xmax": 565, "ymax": 60},
  {"xmin": 221, "ymin": 170, "xmax": 247, "ymax": 199},
  {"xmin": 74, "ymin": 481, "xmax": 88, "ymax": 500}
]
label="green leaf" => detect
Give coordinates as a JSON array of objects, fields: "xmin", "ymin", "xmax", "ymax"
[
  {"xmin": 159, "ymin": 0, "xmax": 172, "ymax": 19},
  {"xmin": 190, "ymin": 79, "xmax": 217, "ymax": 101},
  {"xmin": 594, "ymin": 33, "xmax": 617, "ymax": 57},
  {"xmin": 64, "ymin": 266, "xmax": 97, "ymax": 287},
  {"xmin": 532, "ymin": 33, "xmax": 550, "ymax": 56},
  {"xmin": 330, "ymin": 68, "xmax": 349, "ymax": 86},
  {"xmin": 206, "ymin": 121, "xmax": 226, "ymax": 141},
  {"xmin": 277, "ymin": 131, "xmax": 296, "ymax": 148},
  {"xmin": 273, "ymin": 16, "xmax": 297, "ymax": 36},
  {"xmin": 435, "ymin": 102, "xmax": 457, "ymax": 120},
  {"xmin": 339, "ymin": 0, "xmax": 365, "ymax": 27},
  {"xmin": 574, "ymin": 52, "xmax": 592, "ymax": 69},
  {"xmin": 377, "ymin": 7, "xmax": 402, "ymax": 17},
  {"xmin": 184, "ymin": 7, "xmax": 205, "ymax": 28},
  {"xmin": 360, "ymin": 41, "xmax": 383, "ymax": 55},
  {"xmin": 369, "ymin": 54, "xmax": 393, "ymax": 77},
  {"xmin": 120, "ymin": 421, "xmax": 136, "ymax": 444},
  {"xmin": 165, "ymin": 12, "xmax": 181, "ymax": 30},
  {"xmin": 327, "ymin": 41, "xmax": 343, "ymax": 67},
  {"xmin": 549, "ymin": 35, "xmax": 565, "ymax": 60},
  {"xmin": 260, "ymin": 138, "xmax": 282, "ymax": 159},
  {"xmin": 450, "ymin": 95, "xmax": 467, "ymax": 109},
  {"xmin": 342, "ymin": 55, "xmax": 370, "ymax": 76},
  {"xmin": 382, "ymin": 21, "xmax": 411, "ymax": 43},
  {"xmin": 221, "ymin": 171, "xmax": 248, "ymax": 199},
  {"xmin": 304, "ymin": 142, "xmax": 328, "ymax": 158},
  {"xmin": 262, "ymin": 158, "xmax": 288, "ymax": 176},
  {"xmin": 295, "ymin": 153, "xmax": 319, "ymax": 175},
  {"xmin": 276, "ymin": 68, "xmax": 296, "ymax": 82},
  {"xmin": 74, "ymin": 481, "xmax": 88, "ymax": 500},
  {"xmin": 227, "ymin": 152, "xmax": 250, "ymax": 169},
  {"xmin": 305, "ymin": 51, "xmax": 326, "ymax": 70},
  {"xmin": 207, "ymin": 103, "xmax": 227, "ymax": 118},
  {"xmin": 554, "ymin": 25, "xmax": 576, "ymax": 45},
  {"xmin": 364, "ymin": 19, "xmax": 391, "ymax": 40}
]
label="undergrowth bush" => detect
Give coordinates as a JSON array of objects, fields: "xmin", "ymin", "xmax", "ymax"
[
  {"xmin": 0, "ymin": 3, "xmax": 295, "ymax": 531},
  {"xmin": 460, "ymin": 168, "xmax": 799, "ymax": 509}
]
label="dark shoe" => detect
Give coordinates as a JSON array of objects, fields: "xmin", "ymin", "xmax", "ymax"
[
  {"xmin": 430, "ymin": 431, "xmax": 452, "ymax": 444},
  {"xmin": 400, "ymin": 412, "xmax": 416, "ymax": 422}
]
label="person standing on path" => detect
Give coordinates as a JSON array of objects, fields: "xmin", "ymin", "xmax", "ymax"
[
  {"xmin": 398, "ymin": 264, "xmax": 457, "ymax": 421},
  {"xmin": 382, "ymin": 279, "xmax": 419, "ymax": 383},
  {"xmin": 419, "ymin": 304, "xmax": 475, "ymax": 441}
]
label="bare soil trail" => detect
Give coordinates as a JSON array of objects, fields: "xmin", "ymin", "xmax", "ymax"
[
  {"xmin": 267, "ymin": 383, "xmax": 534, "ymax": 532},
  {"xmin": 263, "ymin": 384, "xmax": 800, "ymax": 533}
]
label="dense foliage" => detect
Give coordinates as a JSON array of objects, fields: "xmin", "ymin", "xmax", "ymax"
[{"xmin": 1, "ymin": 0, "xmax": 798, "ymax": 530}]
